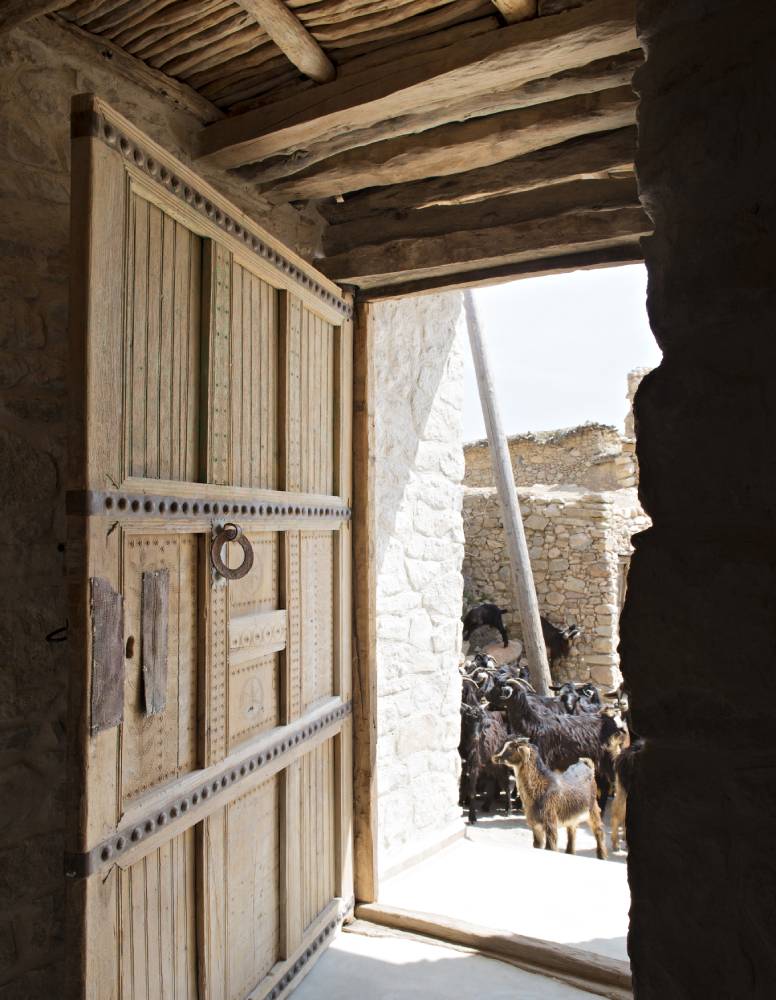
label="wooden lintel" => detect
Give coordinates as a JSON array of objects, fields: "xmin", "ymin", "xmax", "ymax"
[
  {"xmin": 360, "ymin": 244, "xmax": 644, "ymax": 300},
  {"xmin": 235, "ymin": 0, "xmax": 336, "ymax": 83},
  {"xmin": 319, "ymin": 126, "xmax": 636, "ymax": 225},
  {"xmin": 318, "ymin": 205, "xmax": 651, "ymax": 286},
  {"xmin": 323, "ymin": 176, "xmax": 637, "ymax": 256},
  {"xmin": 236, "ymin": 50, "xmax": 641, "ymax": 187},
  {"xmin": 197, "ymin": 0, "xmax": 637, "ymax": 168},
  {"xmin": 262, "ymin": 86, "xmax": 636, "ymax": 202}
]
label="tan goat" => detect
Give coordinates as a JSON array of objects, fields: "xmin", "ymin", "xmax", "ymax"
[{"xmin": 493, "ymin": 738, "xmax": 607, "ymax": 860}]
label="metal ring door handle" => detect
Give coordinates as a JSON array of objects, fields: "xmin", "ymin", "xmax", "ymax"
[{"xmin": 211, "ymin": 522, "xmax": 254, "ymax": 580}]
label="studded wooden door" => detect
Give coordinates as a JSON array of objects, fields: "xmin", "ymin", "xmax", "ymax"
[{"xmin": 65, "ymin": 95, "xmax": 354, "ymax": 1000}]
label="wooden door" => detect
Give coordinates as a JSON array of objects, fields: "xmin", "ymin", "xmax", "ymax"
[{"xmin": 65, "ymin": 95, "xmax": 354, "ymax": 1000}]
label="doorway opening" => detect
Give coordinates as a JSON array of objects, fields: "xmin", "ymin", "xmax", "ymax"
[{"xmin": 366, "ymin": 263, "xmax": 659, "ymax": 992}]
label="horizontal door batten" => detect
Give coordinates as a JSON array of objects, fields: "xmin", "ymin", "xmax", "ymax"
[{"xmin": 64, "ymin": 696, "xmax": 352, "ymax": 878}]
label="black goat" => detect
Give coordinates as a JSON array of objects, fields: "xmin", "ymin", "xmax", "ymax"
[
  {"xmin": 550, "ymin": 681, "xmax": 602, "ymax": 715},
  {"xmin": 463, "ymin": 603, "xmax": 509, "ymax": 648},
  {"xmin": 459, "ymin": 701, "xmax": 512, "ymax": 823},
  {"xmin": 540, "ymin": 616, "xmax": 582, "ymax": 668},
  {"xmin": 493, "ymin": 679, "xmax": 627, "ymax": 811}
]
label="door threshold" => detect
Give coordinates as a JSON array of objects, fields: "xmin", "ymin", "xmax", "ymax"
[{"xmin": 355, "ymin": 903, "xmax": 632, "ymax": 1000}]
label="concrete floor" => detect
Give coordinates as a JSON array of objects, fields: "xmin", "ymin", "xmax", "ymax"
[
  {"xmin": 379, "ymin": 813, "xmax": 630, "ymax": 963},
  {"xmin": 292, "ymin": 924, "xmax": 602, "ymax": 1000}
]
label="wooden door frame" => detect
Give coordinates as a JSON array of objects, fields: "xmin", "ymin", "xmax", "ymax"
[{"xmin": 351, "ymin": 300, "xmax": 379, "ymax": 904}]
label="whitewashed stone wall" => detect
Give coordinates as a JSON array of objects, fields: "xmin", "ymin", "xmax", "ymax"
[
  {"xmin": 372, "ymin": 293, "xmax": 466, "ymax": 877},
  {"xmin": 463, "ymin": 486, "xmax": 650, "ymax": 688}
]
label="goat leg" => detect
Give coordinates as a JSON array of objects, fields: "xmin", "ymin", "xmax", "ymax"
[
  {"xmin": 545, "ymin": 822, "xmax": 558, "ymax": 852},
  {"xmin": 465, "ymin": 765, "xmax": 479, "ymax": 824},
  {"xmin": 589, "ymin": 800, "xmax": 608, "ymax": 860},
  {"xmin": 565, "ymin": 825, "xmax": 576, "ymax": 855}
]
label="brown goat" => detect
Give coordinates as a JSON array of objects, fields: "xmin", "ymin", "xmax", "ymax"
[{"xmin": 493, "ymin": 739, "xmax": 607, "ymax": 860}]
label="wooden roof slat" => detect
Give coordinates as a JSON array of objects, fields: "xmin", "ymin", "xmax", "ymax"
[
  {"xmin": 145, "ymin": 12, "xmax": 251, "ymax": 68},
  {"xmin": 323, "ymin": 175, "xmax": 638, "ymax": 254},
  {"xmin": 302, "ymin": 0, "xmax": 460, "ymax": 40},
  {"xmin": 197, "ymin": 0, "xmax": 636, "ymax": 168},
  {"xmin": 136, "ymin": 9, "xmax": 249, "ymax": 63},
  {"xmin": 189, "ymin": 42, "xmax": 282, "ymax": 91},
  {"xmin": 303, "ymin": 0, "xmax": 493, "ymax": 51},
  {"xmin": 234, "ymin": 0, "xmax": 336, "ymax": 82},
  {"xmin": 112, "ymin": 0, "xmax": 230, "ymax": 49},
  {"xmin": 319, "ymin": 126, "xmax": 636, "ymax": 222},
  {"xmin": 157, "ymin": 19, "xmax": 264, "ymax": 75},
  {"xmin": 239, "ymin": 50, "xmax": 639, "ymax": 186},
  {"xmin": 491, "ymin": 0, "xmax": 537, "ymax": 23},
  {"xmin": 317, "ymin": 204, "xmax": 650, "ymax": 286},
  {"xmin": 298, "ymin": 0, "xmax": 457, "ymax": 32},
  {"xmin": 258, "ymin": 85, "xmax": 636, "ymax": 202},
  {"xmin": 72, "ymin": 0, "xmax": 168, "ymax": 34}
]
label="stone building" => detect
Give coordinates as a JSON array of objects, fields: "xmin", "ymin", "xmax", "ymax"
[
  {"xmin": 1, "ymin": 2, "xmax": 774, "ymax": 999},
  {"xmin": 462, "ymin": 379, "xmax": 651, "ymax": 689}
]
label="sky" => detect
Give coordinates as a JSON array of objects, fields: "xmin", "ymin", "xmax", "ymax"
[{"xmin": 462, "ymin": 264, "xmax": 662, "ymax": 442}]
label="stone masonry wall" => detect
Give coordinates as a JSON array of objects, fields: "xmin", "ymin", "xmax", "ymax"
[
  {"xmin": 464, "ymin": 423, "xmax": 636, "ymax": 492},
  {"xmin": 371, "ymin": 293, "xmax": 466, "ymax": 877},
  {"xmin": 0, "ymin": 21, "xmax": 326, "ymax": 996},
  {"xmin": 463, "ymin": 486, "xmax": 649, "ymax": 689}
]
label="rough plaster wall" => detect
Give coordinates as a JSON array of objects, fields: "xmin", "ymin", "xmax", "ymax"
[
  {"xmin": 464, "ymin": 423, "xmax": 636, "ymax": 491},
  {"xmin": 0, "ymin": 22, "xmax": 325, "ymax": 996},
  {"xmin": 372, "ymin": 293, "xmax": 466, "ymax": 876},
  {"xmin": 623, "ymin": 2, "xmax": 776, "ymax": 995},
  {"xmin": 463, "ymin": 486, "xmax": 648, "ymax": 688}
]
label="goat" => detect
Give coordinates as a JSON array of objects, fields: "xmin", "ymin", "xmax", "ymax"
[
  {"xmin": 493, "ymin": 739, "xmax": 607, "ymax": 859},
  {"xmin": 459, "ymin": 701, "xmax": 512, "ymax": 823},
  {"xmin": 610, "ymin": 737, "xmax": 644, "ymax": 851},
  {"xmin": 550, "ymin": 681, "xmax": 602, "ymax": 715},
  {"xmin": 463, "ymin": 603, "xmax": 509, "ymax": 648},
  {"xmin": 540, "ymin": 616, "xmax": 582, "ymax": 669},
  {"xmin": 493, "ymin": 678, "xmax": 627, "ymax": 810},
  {"xmin": 604, "ymin": 683, "xmax": 632, "ymax": 731}
]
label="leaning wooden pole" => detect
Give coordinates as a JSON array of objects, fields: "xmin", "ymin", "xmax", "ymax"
[{"xmin": 463, "ymin": 290, "xmax": 553, "ymax": 695}]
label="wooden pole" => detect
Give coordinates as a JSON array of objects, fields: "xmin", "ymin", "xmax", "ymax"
[{"xmin": 463, "ymin": 289, "xmax": 553, "ymax": 695}]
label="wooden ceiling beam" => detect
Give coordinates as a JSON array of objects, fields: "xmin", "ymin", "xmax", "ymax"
[
  {"xmin": 323, "ymin": 175, "xmax": 638, "ymax": 256},
  {"xmin": 319, "ymin": 126, "xmax": 636, "ymax": 224},
  {"xmin": 237, "ymin": 49, "xmax": 641, "ymax": 186},
  {"xmin": 0, "ymin": 0, "xmax": 76, "ymax": 34},
  {"xmin": 361, "ymin": 243, "xmax": 644, "ymax": 300},
  {"xmin": 235, "ymin": 0, "xmax": 336, "ymax": 83},
  {"xmin": 316, "ymin": 204, "xmax": 650, "ymax": 286},
  {"xmin": 197, "ymin": 0, "xmax": 637, "ymax": 168},
  {"xmin": 259, "ymin": 85, "xmax": 636, "ymax": 202},
  {"xmin": 491, "ymin": 1, "xmax": 538, "ymax": 23}
]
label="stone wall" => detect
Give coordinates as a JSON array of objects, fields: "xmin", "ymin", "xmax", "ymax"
[
  {"xmin": 371, "ymin": 293, "xmax": 466, "ymax": 877},
  {"xmin": 464, "ymin": 423, "xmax": 637, "ymax": 491},
  {"xmin": 624, "ymin": 368, "xmax": 651, "ymax": 439},
  {"xmin": 623, "ymin": 2, "xmax": 776, "ymax": 996},
  {"xmin": 0, "ymin": 21, "xmax": 325, "ymax": 996},
  {"xmin": 463, "ymin": 486, "xmax": 648, "ymax": 688}
]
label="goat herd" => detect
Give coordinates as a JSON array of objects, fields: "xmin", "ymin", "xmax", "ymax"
[{"xmin": 459, "ymin": 603, "xmax": 642, "ymax": 861}]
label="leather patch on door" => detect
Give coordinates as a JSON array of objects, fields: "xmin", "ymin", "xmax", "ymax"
[
  {"xmin": 90, "ymin": 577, "xmax": 125, "ymax": 734},
  {"xmin": 141, "ymin": 568, "xmax": 169, "ymax": 716}
]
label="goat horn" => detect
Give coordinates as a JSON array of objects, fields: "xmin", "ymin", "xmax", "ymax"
[{"xmin": 461, "ymin": 676, "xmax": 477, "ymax": 687}]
